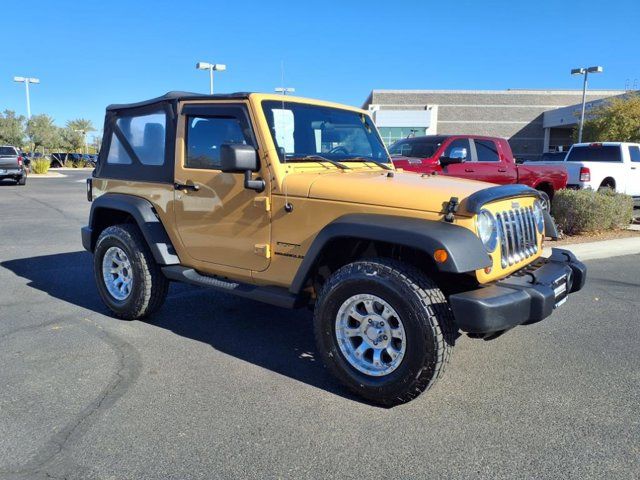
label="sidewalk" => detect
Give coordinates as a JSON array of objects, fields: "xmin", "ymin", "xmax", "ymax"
[{"xmin": 544, "ymin": 236, "xmax": 640, "ymax": 261}]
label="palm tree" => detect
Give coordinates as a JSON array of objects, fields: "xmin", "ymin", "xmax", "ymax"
[{"xmin": 66, "ymin": 119, "xmax": 96, "ymax": 153}]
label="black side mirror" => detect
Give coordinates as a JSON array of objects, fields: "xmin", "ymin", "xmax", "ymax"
[
  {"xmin": 439, "ymin": 146, "xmax": 467, "ymax": 166},
  {"xmin": 220, "ymin": 144, "xmax": 264, "ymax": 192},
  {"xmin": 439, "ymin": 155, "xmax": 464, "ymax": 166}
]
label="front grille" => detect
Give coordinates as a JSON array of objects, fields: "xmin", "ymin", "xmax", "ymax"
[{"xmin": 495, "ymin": 207, "xmax": 538, "ymax": 268}]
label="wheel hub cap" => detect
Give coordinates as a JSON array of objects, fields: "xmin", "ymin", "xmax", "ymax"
[
  {"xmin": 335, "ymin": 294, "xmax": 406, "ymax": 377},
  {"xmin": 102, "ymin": 246, "xmax": 133, "ymax": 301}
]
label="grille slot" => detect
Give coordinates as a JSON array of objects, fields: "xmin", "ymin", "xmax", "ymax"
[{"xmin": 495, "ymin": 207, "xmax": 538, "ymax": 268}]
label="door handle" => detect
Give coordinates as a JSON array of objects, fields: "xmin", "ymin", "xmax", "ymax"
[
  {"xmin": 498, "ymin": 168, "xmax": 507, "ymax": 172},
  {"xmin": 174, "ymin": 182, "xmax": 200, "ymax": 192},
  {"xmin": 632, "ymin": 167, "xmax": 637, "ymax": 170},
  {"xmin": 464, "ymin": 168, "xmax": 475, "ymax": 172}
]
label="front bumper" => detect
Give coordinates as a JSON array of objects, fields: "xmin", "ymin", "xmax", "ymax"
[{"xmin": 449, "ymin": 248, "xmax": 586, "ymax": 334}]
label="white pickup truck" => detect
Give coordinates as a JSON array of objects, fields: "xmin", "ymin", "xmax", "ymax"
[{"xmin": 529, "ymin": 142, "xmax": 640, "ymax": 205}]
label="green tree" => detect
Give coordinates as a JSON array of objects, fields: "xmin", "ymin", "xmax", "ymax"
[
  {"xmin": 26, "ymin": 114, "xmax": 59, "ymax": 152},
  {"xmin": 64, "ymin": 118, "xmax": 96, "ymax": 152},
  {"xmin": 580, "ymin": 94, "xmax": 640, "ymax": 142},
  {"xmin": 60, "ymin": 126, "xmax": 84, "ymax": 152},
  {"xmin": 0, "ymin": 110, "xmax": 26, "ymax": 146}
]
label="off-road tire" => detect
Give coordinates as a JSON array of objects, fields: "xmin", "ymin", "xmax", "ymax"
[
  {"xmin": 94, "ymin": 223, "xmax": 169, "ymax": 320},
  {"xmin": 313, "ymin": 258, "xmax": 456, "ymax": 406},
  {"xmin": 16, "ymin": 176, "xmax": 26, "ymax": 186}
]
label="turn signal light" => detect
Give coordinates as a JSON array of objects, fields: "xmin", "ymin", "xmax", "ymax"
[
  {"xmin": 434, "ymin": 249, "xmax": 448, "ymax": 263},
  {"xmin": 579, "ymin": 167, "xmax": 590, "ymax": 182}
]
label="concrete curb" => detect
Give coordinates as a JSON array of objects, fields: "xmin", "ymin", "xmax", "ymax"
[
  {"xmin": 29, "ymin": 172, "xmax": 67, "ymax": 178},
  {"xmin": 544, "ymin": 236, "xmax": 640, "ymax": 261},
  {"xmin": 54, "ymin": 167, "xmax": 94, "ymax": 171}
]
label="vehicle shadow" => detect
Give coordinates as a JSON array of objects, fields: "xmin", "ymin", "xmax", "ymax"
[{"xmin": 2, "ymin": 251, "xmax": 363, "ymax": 404}]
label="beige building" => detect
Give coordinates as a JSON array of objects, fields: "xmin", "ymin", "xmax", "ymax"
[{"xmin": 363, "ymin": 89, "xmax": 627, "ymax": 159}]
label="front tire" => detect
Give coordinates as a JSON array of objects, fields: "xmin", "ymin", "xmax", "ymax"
[
  {"xmin": 94, "ymin": 224, "xmax": 169, "ymax": 319},
  {"xmin": 314, "ymin": 258, "xmax": 456, "ymax": 406}
]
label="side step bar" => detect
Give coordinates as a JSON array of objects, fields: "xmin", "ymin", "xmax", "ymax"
[{"xmin": 161, "ymin": 266, "xmax": 304, "ymax": 309}]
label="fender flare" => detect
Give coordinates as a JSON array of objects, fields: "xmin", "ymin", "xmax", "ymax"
[
  {"xmin": 289, "ymin": 214, "xmax": 491, "ymax": 295},
  {"xmin": 84, "ymin": 193, "xmax": 180, "ymax": 265}
]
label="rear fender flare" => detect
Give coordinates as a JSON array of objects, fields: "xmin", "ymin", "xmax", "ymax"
[{"xmin": 86, "ymin": 193, "xmax": 179, "ymax": 265}]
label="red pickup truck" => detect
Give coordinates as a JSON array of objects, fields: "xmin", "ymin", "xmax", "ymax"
[{"xmin": 389, "ymin": 135, "xmax": 567, "ymax": 209}]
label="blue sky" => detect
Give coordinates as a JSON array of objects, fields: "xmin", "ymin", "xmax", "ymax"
[{"xmin": 1, "ymin": 0, "xmax": 639, "ymax": 138}]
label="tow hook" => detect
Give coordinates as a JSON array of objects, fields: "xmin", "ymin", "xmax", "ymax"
[{"xmin": 444, "ymin": 196, "xmax": 459, "ymax": 223}]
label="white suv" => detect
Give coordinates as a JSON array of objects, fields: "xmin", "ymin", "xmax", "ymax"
[{"xmin": 537, "ymin": 142, "xmax": 640, "ymax": 204}]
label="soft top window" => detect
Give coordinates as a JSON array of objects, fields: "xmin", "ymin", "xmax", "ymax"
[
  {"xmin": 116, "ymin": 112, "xmax": 166, "ymax": 166},
  {"xmin": 96, "ymin": 103, "xmax": 174, "ymax": 183}
]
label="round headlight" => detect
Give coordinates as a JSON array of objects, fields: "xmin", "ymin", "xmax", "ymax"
[
  {"xmin": 533, "ymin": 200, "xmax": 545, "ymax": 233},
  {"xmin": 476, "ymin": 209, "xmax": 498, "ymax": 251}
]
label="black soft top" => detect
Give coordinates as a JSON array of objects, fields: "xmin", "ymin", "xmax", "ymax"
[{"xmin": 106, "ymin": 91, "xmax": 252, "ymax": 111}]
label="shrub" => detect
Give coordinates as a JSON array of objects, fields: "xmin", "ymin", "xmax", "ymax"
[
  {"xmin": 64, "ymin": 159, "xmax": 75, "ymax": 168},
  {"xmin": 551, "ymin": 188, "xmax": 633, "ymax": 235},
  {"xmin": 31, "ymin": 158, "xmax": 50, "ymax": 174}
]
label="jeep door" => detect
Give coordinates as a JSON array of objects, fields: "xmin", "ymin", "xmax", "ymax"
[{"xmin": 172, "ymin": 102, "xmax": 270, "ymax": 272}]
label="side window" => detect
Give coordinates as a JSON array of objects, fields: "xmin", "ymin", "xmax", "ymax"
[
  {"xmin": 185, "ymin": 116, "xmax": 252, "ymax": 170},
  {"xmin": 106, "ymin": 135, "xmax": 133, "ymax": 165},
  {"xmin": 474, "ymin": 139, "xmax": 499, "ymax": 162},
  {"xmin": 115, "ymin": 112, "xmax": 166, "ymax": 165},
  {"xmin": 629, "ymin": 145, "xmax": 640, "ymax": 162},
  {"xmin": 443, "ymin": 138, "xmax": 471, "ymax": 161}
]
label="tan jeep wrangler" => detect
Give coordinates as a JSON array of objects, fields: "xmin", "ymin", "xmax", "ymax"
[{"xmin": 82, "ymin": 91, "xmax": 586, "ymax": 405}]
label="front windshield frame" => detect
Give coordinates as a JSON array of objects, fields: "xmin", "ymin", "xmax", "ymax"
[{"xmin": 261, "ymin": 100, "xmax": 391, "ymax": 165}]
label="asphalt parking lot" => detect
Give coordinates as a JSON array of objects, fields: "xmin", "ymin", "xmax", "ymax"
[{"xmin": 0, "ymin": 170, "xmax": 639, "ymax": 480}]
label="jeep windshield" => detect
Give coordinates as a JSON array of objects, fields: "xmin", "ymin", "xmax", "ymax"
[{"xmin": 261, "ymin": 100, "xmax": 390, "ymax": 166}]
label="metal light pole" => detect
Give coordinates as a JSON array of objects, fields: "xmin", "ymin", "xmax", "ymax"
[
  {"xmin": 275, "ymin": 87, "xmax": 295, "ymax": 95},
  {"xmin": 75, "ymin": 129, "xmax": 88, "ymax": 154},
  {"xmin": 196, "ymin": 62, "xmax": 226, "ymax": 94},
  {"xmin": 13, "ymin": 76, "xmax": 40, "ymax": 119},
  {"xmin": 571, "ymin": 66, "xmax": 603, "ymax": 143}
]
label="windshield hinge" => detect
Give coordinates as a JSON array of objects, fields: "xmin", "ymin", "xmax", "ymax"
[{"xmin": 444, "ymin": 197, "xmax": 459, "ymax": 223}]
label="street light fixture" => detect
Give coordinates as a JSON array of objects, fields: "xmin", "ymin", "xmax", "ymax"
[
  {"xmin": 13, "ymin": 76, "xmax": 40, "ymax": 119},
  {"xmin": 196, "ymin": 62, "xmax": 226, "ymax": 94},
  {"xmin": 275, "ymin": 87, "xmax": 295, "ymax": 95},
  {"xmin": 571, "ymin": 66, "xmax": 603, "ymax": 143}
]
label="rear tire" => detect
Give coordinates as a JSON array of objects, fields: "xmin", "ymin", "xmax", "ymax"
[
  {"xmin": 16, "ymin": 176, "xmax": 26, "ymax": 186},
  {"xmin": 94, "ymin": 224, "xmax": 169, "ymax": 319},
  {"xmin": 313, "ymin": 258, "xmax": 456, "ymax": 406}
]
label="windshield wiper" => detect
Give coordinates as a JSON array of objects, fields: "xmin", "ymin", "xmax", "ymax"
[
  {"xmin": 344, "ymin": 157, "xmax": 394, "ymax": 170},
  {"xmin": 287, "ymin": 155, "xmax": 350, "ymax": 169}
]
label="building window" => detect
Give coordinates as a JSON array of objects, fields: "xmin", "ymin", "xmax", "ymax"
[{"xmin": 378, "ymin": 127, "xmax": 427, "ymax": 146}]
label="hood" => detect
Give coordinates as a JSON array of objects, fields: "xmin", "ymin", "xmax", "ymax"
[{"xmin": 282, "ymin": 169, "xmax": 495, "ymax": 215}]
